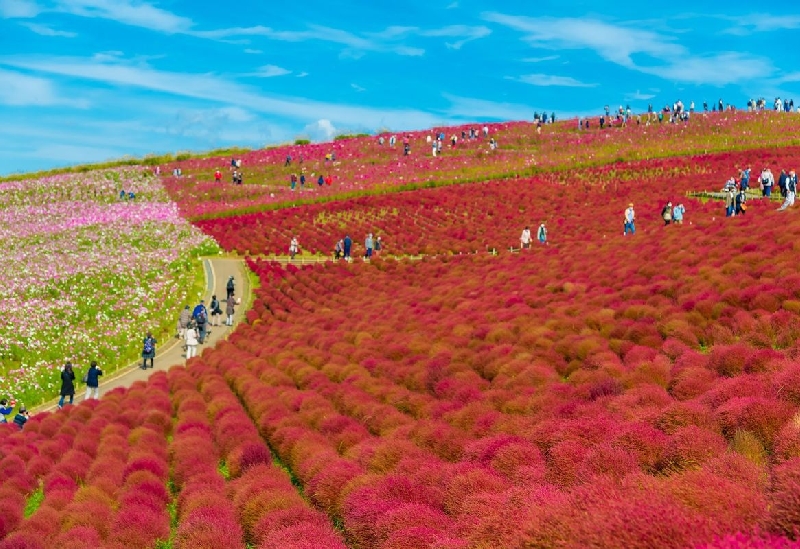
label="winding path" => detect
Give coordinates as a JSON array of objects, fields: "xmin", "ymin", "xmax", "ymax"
[{"xmin": 35, "ymin": 257, "xmax": 250, "ymax": 413}]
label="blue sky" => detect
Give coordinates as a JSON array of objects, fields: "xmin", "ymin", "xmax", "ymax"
[{"xmin": 1, "ymin": 0, "xmax": 799, "ymax": 174}]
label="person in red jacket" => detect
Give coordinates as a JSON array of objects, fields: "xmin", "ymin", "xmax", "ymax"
[{"xmin": 214, "ymin": 170, "xmax": 222, "ymax": 182}]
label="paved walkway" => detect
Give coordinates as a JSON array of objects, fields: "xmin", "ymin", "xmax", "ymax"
[{"xmin": 36, "ymin": 257, "xmax": 250, "ymax": 413}]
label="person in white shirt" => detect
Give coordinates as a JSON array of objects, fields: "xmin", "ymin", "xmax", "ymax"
[
  {"xmin": 520, "ymin": 226, "xmax": 532, "ymax": 249},
  {"xmin": 624, "ymin": 203, "xmax": 635, "ymax": 235},
  {"xmin": 289, "ymin": 237, "xmax": 299, "ymax": 259},
  {"xmin": 761, "ymin": 168, "xmax": 775, "ymax": 197},
  {"xmin": 185, "ymin": 322, "xmax": 198, "ymax": 359}
]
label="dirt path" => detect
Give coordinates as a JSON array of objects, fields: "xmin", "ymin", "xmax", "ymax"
[{"xmin": 35, "ymin": 257, "xmax": 250, "ymax": 413}]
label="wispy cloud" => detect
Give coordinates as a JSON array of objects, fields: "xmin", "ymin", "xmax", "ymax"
[
  {"xmin": 422, "ymin": 25, "xmax": 491, "ymax": 50},
  {"xmin": 243, "ymin": 48, "xmax": 262, "ymax": 54},
  {"xmin": 351, "ymin": 83, "xmax": 366, "ymax": 92},
  {"xmin": 484, "ymin": 12, "xmax": 772, "ymax": 85},
  {"xmin": 523, "ymin": 55, "xmax": 559, "ymax": 63},
  {"xmin": 54, "ymin": 0, "xmax": 192, "ymax": 33},
  {"xmin": 20, "ymin": 21, "xmax": 76, "ymax": 36},
  {"xmin": 0, "ymin": 0, "xmax": 39, "ymax": 17},
  {"xmin": 0, "ymin": 67, "xmax": 86, "ymax": 106},
  {"xmin": 515, "ymin": 73, "xmax": 595, "ymax": 87},
  {"xmin": 721, "ymin": 13, "xmax": 800, "ymax": 35},
  {"xmin": 443, "ymin": 93, "xmax": 542, "ymax": 120},
  {"xmin": 0, "ymin": 55, "xmax": 441, "ymax": 129},
  {"xmin": 250, "ymin": 64, "xmax": 291, "ymax": 78},
  {"xmin": 625, "ymin": 90, "xmax": 656, "ymax": 101}
]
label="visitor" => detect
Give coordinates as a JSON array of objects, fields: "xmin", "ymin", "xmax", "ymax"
[
  {"xmin": 226, "ymin": 276, "xmax": 235, "ymax": 300},
  {"xmin": 289, "ymin": 236, "xmax": 299, "ymax": 260},
  {"xmin": 285, "ymin": 154, "xmax": 292, "ymax": 167},
  {"xmin": 778, "ymin": 170, "xmax": 797, "ymax": 211},
  {"xmin": 58, "ymin": 362, "xmax": 75, "ymax": 409},
  {"xmin": 226, "ymin": 295, "xmax": 236, "ymax": 326},
  {"xmin": 740, "ymin": 167, "xmax": 751, "ymax": 191},
  {"xmin": 0, "ymin": 399, "xmax": 15, "ymax": 424},
  {"xmin": 374, "ymin": 236, "xmax": 382, "ymax": 257},
  {"xmin": 334, "ymin": 239, "xmax": 343, "ymax": 260},
  {"xmin": 624, "ymin": 203, "xmax": 635, "ymax": 235},
  {"xmin": 725, "ymin": 189, "xmax": 736, "ymax": 217},
  {"xmin": 141, "ymin": 332, "xmax": 157, "ymax": 369},
  {"xmin": 84, "ymin": 361, "xmax": 102, "ymax": 400},
  {"xmin": 13, "ymin": 407, "xmax": 29, "ymax": 430},
  {"xmin": 177, "ymin": 305, "xmax": 190, "ymax": 339},
  {"xmin": 192, "ymin": 301, "xmax": 208, "ymax": 344},
  {"xmin": 672, "ymin": 204, "xmax": 685, "ymax": 224},
  {"xmin": 185, "ymin": 321, "xmax": 198, "ymax": 359},
  {"xmin": 214, "ymin": 170, "xmax": 222, "ymax": 182},
  {"xmin": 483, "ymin": 125, "xmax": 489, "ymax": 137},
  {"xmin": 325, "ymin": 175, "xmax": 332, "ymax": 186},
  {"xmin": 735, "ymin": 189, "xmax": 747, "ymax": 215},
  {"xmin": 760, "ymin": 168, "xmax": 774, "ymax": 197},
  {"xmin": 364, "ymin": 233, "xmax": 374, "ymax": 259},
  {"xmin": 779, "ymin": 169, "xmax": 788, "ymax": 198},
  {"xmin": 389, "ymin": 135, "xmax": 396, "ymax": 147},
  {"xmin": 520, "ymin": 226, "xmax": 531, "ymax": 249},
  {"xmin": 661, "ymin": 202, "xmax": 673, "ymax": 225},
  {"xmin": 343, "ymin": 234, "xmax": 352, "ymax": 260},
  {"xmin": 723, "ymin": 177, "xmax": 737, "ymax": 192},
  {"xmin": 290, "ymin": 173, "xmax": 297, "ymax": 191},
  {"xmin": 537, "ymin": 222, "xmax": 548, "ymax": 244},
  {"xmin": 300, "ymin": 172, "xmax": 306, "ymax": 189},
  {"xmin": 318, "ymin": 174, "xmax": 325, "ymax": 187},
  {"xmin": 210, "ymin": 295, "xmax": 223, "ymax": 326}
]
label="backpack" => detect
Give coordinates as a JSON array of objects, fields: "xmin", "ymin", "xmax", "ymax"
[
  {"xmin": 143, "ymin": 338, "xmax": 154, "ymax": 354},
  {"xmin": 196, "ymin": 308, "xmax": 207, "ymax": 325}
]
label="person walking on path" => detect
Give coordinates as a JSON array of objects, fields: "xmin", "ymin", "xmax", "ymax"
[
  {"xmin": 334, "ymin": 239, "xmax": 343, "ymax": 260},
  {"xmin": 779, "ymin": 170, "xmax": 797, "ymax": 211},
  {"xmin": 343, "ymin": 234, "xmax": 352, "ymax": 260},
  {"xmin": 725, "ymin": 189, "xmax": 736, "ymax": 217},
  {"xmin": 761, "ymin": 168, "xmax": 774, "ymax": 197},
  {"xmin": 185, "ymin": 321, "xmax": 199, "ymax": 359},
  {"xmin": 672, "ymin": 204, "xmax": 685, "ymax": 224},
  {"xmin": 289, "ymin": 236, "xmax": 300, "ymax": 260},
  {"xmin": 624, "ymin": 203, "xmax": 636, "ymax": 235},
  {"xmin": 141, "ymin": 332, "xmax": 157, "ymax": 369},
  {"xmin": 520, "ymin": 226, "xmax": 532, "ymax": 249},
  {"xmin": 374, "ymin": 236, "xmax": 383, "ymax": 257},
  {"xmin": 740, "ymin": 167, "xmax": 751, "ymax": 191},
  {"xmin": 364, "ymin": 233, "xmax": 374, "ymax": 259},
  {"xmin": 226, "ymin": 276, "xmax": 235, "ymax": 300},
  {"xmin": 210, "ymin": 295, "xmax": 223, "ymax": 326},
  {"xmin": 735, "ymin": 190, "xmax": 747, "ymax": 215},
  {"xmin": 84, "ymin": 361, "xmax": 103, "ymax": 400},
  {"xmin": 538, "ymin": 222, "xmax": 548, "ymax": 244},
  {"xmin": 226, "ymin": 295, "xmax": 236, "ymax": 326},
  {"xmin": 177, "ymin": 305, "xmax": 190, "ymax": 339},
  {"xmin": 192, "ymin": 300, "xmax": 209, "ymax": 344},
  {"xmin": 58, "ymin": 362, "xmax": 75, "ymax": 408}
]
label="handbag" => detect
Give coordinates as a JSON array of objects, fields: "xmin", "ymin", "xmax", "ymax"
[{"xmin": 82, "ymin": 373, "xmax": 88, "ymax": 383}]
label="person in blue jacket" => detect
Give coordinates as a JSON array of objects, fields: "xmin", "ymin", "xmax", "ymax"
[
  {"xmin": 192, "ymin": 300, "xmax": 209, "ymax": 344},
  {"xmin": 0, "ymin": 399, "xmax": 16, "ymax": 424},
  {"xmin": 343, "ymin": 234, "xmax": 352, "ymax": 260},
  {"xmin": 84, "ymin": 361, "xmax": 103, "ymax": 400}
]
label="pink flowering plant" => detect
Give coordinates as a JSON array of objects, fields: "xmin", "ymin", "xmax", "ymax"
[{"xmin": 0, "ymin": 169, "xmax": 218, "ymax": 405}]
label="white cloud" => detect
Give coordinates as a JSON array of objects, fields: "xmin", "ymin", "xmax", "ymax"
[
  {"xmin": 295, "ymin": 72, "xmax": 309, "ymax": 78},
  {"xmin": 484, "ymin": 12, "xmax": 773, "ymax": 86},
  {"xmin": 20, "ymin": 22, "xmax": 76, "ymax": 36},
  {"xmin": 625, "ymin": 90, "xmax": 656, "ymax": 101},
  {"xmin": 303, "ymin": 119, "xmax": 338, "ymax": 141},
  {"xmin": 0, "ymin": 0, "xmax": 39, "ymax": 18},
  {"xmin": 54, "ymin": 0, "xmax": 192, "ymax": 33},
  {"xmin": 721, "ymin": 14, "xmax": 800, "ymax": 35},
  {"xmin": 351, "ymin": 83, "xmax": 366, "ymax": 92},
  {"xmin": 0, "ymin": 67, "xmax": 85, "ymax": 107},
  {"xmin": 515, "ymin": 73, "xmax": 595, "ymax": 87},
  {"xmin": 421, "ymin": 25, "xmax": 491, "ymax": 49},
  {"xmin": 523, "ymin": 55, "xmax": 559, "ymax": 63},
  {"xmin": 243, "ymin": 48, "xmax": 262, "ymax": 54},
  {"xmin": 0, "ymin": 55, "xmax": 441, "ymax": 129},
  {"xmin": 251, "ymin": 64, "xmax": 291, "ymax": 77}
]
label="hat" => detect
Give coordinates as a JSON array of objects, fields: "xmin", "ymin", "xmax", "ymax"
[{"xmin": 628, "ymin": 203, "xmax": 634, "ymax": 207}]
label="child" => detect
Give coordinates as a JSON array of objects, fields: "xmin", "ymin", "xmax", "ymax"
[{"xmin": 0, "ymin": 398, "xmax": 16, "ymax": 424}]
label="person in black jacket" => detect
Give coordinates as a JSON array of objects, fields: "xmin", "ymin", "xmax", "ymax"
[
  {"xmin": 58, "ymin": 362, "xmax": 75, "ymax": 409},
  {"xmin": 226, "ymin": 276, "xmax": 235, "ymax": 300},
  {"xmin": 13, "ymin": 407, "xmax": 29, "ymax": 430},
  {"xmin": 84, "ymin": 361, "xmax": 103, "ymax": 400}
]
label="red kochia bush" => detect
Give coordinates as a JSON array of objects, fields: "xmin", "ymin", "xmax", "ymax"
[
  {"xmin": 768, "ymin": 457, "xmax": 800, "ymax": 537},
  {"xmin": 696, "ymin": 532, "xmax": 800, "ymax": 548}
]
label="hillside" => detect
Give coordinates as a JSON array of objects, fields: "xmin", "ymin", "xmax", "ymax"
[{"xmin": 3, "ymin": 112, "xmax": 800, "ymax": 549}]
